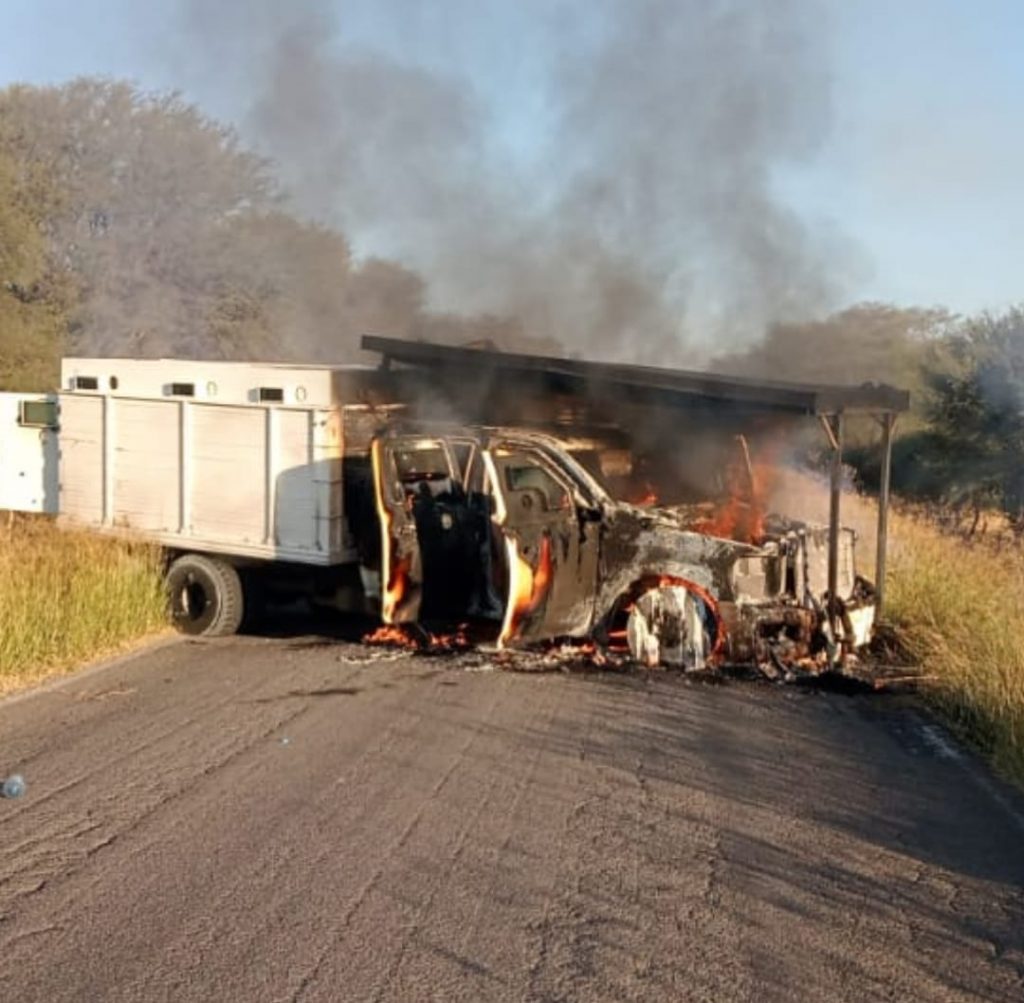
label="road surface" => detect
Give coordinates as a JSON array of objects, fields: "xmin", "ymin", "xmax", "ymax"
[{"xmin": 1, "ymin": 632, "xmax": 1022, "ymax": 1002}]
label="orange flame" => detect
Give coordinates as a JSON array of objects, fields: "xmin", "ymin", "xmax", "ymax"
[
  {"xmin": 363, "ymin": 623, "xmax": 471, "ymax": 653},
  {"xmin": 606, "ymin": 628, "xmax": 628, "ymax": 650},
  {"xmin": 573, "ymin": 641, "xmax": 608, "ymax": 666},
  {"xmin": 630, "ymin": 482, "xmax": 659, "ymax": 507},
  {"xmin": 428, "ymin": 626, "xmax": 471, "ymax": 653},
  {"xmin": 499, "ymin": 534, "xmax": 554, "ymax": 646},
  {"xmin": 383, "ymin": 556, "xmax": 411, "ymax": 623},
  {"xmin": 692, "ymin": 439, "xmax": 778, "ymax": 545},
  {"xmin": 693, "ymin": 494, "xmax": 765, "ymax": 544},
  {"xmin": 364, "ymin": 624, "xmax": 419, "ymax": 649}
]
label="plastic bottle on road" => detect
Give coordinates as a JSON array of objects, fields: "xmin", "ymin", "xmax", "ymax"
[{"xmin": 1, "ymin": 774, "xmax": 26, "ymax": 799}]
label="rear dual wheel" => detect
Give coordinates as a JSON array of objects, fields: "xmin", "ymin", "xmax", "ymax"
[{"xmin": 166, "ymin": 554, "xmax": 245, "ymax": 637}]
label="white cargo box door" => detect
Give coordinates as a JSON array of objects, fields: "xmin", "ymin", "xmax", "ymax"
[
  {"xmin": 112, "ymin": 398, "xmax": 182, "ymax": 531},
  {"xmin": 274, "ymin": 408, "xmax": 319, "ymax": 551},
  {"xmin": 190, "ymin": 405, "xmax": 266, "ymax": 544},
  {"xmin": 59, "ymin": 393, "xmax": 106, "ymax": 524},
  {"xmin": 0, "ymin": 393, "xmax": 59, "ymax": 514}
]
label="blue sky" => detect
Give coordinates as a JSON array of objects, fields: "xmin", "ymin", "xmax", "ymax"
[{"xmin": 2, "ymin": 0, "xmax": 1024, "ymax": 321}]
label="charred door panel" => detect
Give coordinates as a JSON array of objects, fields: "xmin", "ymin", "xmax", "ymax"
[
  {"xmin": 371, "ymin": 438, "xmax": 421, "ymax": 622},
  {"xmin": 371, "ymin": 436, "xmax": 460, "ymax": 623},
  {"xmin": 487, "ymin": 442, "xmax": 599, "ymax": 643}
]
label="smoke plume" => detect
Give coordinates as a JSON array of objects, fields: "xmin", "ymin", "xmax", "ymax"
[{"xmin": 173, "ymin": 0, "xmax": 852, "ymax": 362}]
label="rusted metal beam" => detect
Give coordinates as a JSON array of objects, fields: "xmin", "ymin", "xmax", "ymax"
[
  {"xmin": 826, "ymin": 413, "xmax": 844, "ymax": 639},
  {"xmin": 874, "ymin": 412, "xmax": 896, "ymax": 615}
]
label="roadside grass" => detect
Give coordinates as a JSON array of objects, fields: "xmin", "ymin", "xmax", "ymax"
[
  {"xmin": 774, "ymin": 470, "xmax": 1024, "ymax": 785},
  {"xmin": 0, "ymin": 515, "xmax": 167, "ymax": 693},
  {"xmin": 884, "ymin": 512, "xmax": 1024, "ymax": 783}
]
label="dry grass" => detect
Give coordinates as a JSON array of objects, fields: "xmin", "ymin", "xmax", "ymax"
[
  {"xmin": 0, "ymin": 515, "xmax": 167, "ymax": 692},
  {"xmin": 773, "ymin": 469, "xmax": 1024, "ymax": 783},
  {"xmin": 884, "ymin": 512, "xmax": 1024, "ymax": 781}
]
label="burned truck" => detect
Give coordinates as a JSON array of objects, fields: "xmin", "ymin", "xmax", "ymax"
[
  {"xmin": 369, "ymin": 426, "xmax": 876, "ymax": 673},
  {"xmin": 0, "ymin": 337, "xmax": 907, "ymax": 672}
]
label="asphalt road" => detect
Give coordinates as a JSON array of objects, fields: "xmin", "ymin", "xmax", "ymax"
[{"xmin": 1, "ymin": 633, "xmax": 1023, "ymax": 1002}]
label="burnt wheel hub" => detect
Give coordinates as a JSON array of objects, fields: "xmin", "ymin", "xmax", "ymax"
[{"xmin": 626, "ymin": 585, "xmax": 716, "ymax": 670}]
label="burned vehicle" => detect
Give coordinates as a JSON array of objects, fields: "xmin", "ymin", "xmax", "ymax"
[
  {"xmin": 369, "ymin": 427, "xmax": 877, "ymax": 673},
  {"xmin": 1, "ymin": 338, "xmax": 905, "ymax": 674}
]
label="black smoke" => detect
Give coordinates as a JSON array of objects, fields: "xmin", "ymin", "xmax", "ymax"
[{"xmin": 171, "ymin": 0, "xmax": 855, "ymax": 361}]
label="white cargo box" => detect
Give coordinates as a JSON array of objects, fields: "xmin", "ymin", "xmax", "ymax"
[{"xmin": 56, "ymin": 358, "xmax": 385, "ymax": 565}]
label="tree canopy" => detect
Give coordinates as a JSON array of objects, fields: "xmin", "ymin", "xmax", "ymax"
[
  {"xmin": 0, "ymin": 78, "xmax": 449, "ymax": 386},
  {"xmin": 916, "ymin": 308, "xmax": 1024, "ymax": 521},
  {"xmin": 0, "ymin": 110, "xmax": 68, "ymax": 390}
]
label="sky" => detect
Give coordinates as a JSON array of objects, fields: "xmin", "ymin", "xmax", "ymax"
[{"xmin": 2, "ymin": 0, "xmax": 1023, "ymax": 325}]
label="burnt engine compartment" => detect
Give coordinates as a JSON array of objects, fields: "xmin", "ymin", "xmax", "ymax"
[{"xmin": 572, "ymin": 428, "xmax": 877, "ymax": 675}]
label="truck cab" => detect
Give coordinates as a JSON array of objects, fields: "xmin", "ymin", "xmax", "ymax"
[{"xmin": 371, "ymin": 428, "xmax": 605, "ymax": 646}]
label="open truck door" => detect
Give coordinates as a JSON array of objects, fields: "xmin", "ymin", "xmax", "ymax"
[
  {"xmin": 371, "ymin": 433, "xmax": 499, "ymax": 625},
  {"xmin": 371, "ymin": 435, "xmax": 460, "ymax": 623},
  {"xmin": 485, "ymin": 438, "xmax": 600, "ymax": 645}
]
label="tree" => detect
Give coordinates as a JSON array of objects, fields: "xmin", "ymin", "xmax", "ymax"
[
  {"xmin": 0, "ymin": 79, "xmax": 282, "ymax": 360},
  {"xmin": 918, "ymin": 307, "xmax": 1024, "ymax": 525},
  {"xmin": 714, "ymin": 302, "xmax": 951, "ymax": 395},
  {"xmin": 0, "ymin": 77, "xmax": 565, "ymax": 385},
  {"xmin": 0, "ymin": 78, "xmax": 525, "ymax": 373},
  {"xmin": 0, "ymin": 120, "xmax": 69, "ymax": 390}
]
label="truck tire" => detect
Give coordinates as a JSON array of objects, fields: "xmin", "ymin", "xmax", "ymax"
[{"xmin": 166, "ymin": 554, "xmax": 245, "ymax": 637}]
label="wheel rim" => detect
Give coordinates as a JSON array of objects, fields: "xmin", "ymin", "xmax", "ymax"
[
  {"xmin": 626, "ymin": 585, "xmax": 717, "ymax": 669},
  {"xmin": 178, "ymin": 574, "xmax": 211, "ymax": 623}
]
